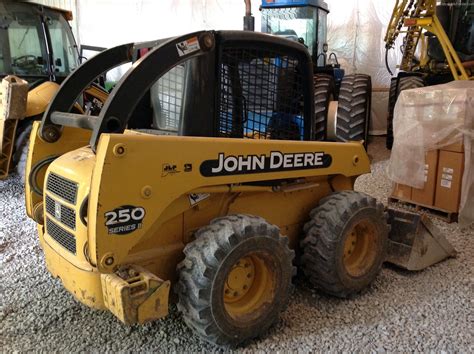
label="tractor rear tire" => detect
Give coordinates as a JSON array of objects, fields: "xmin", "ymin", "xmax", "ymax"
[
  {"xmin": 386, "ymin": 78, "xmax": 398, "ymax": 149},
  {"xmin": 336, "ymin": 74, "xmax": 371, "ymax": 147},
  {"xmin": 313, "ymin": 74, "xmax": 335, "ymax": 141},
  {"xmin": 386, "ymin": 76, "xmax": 424, "ymax": 149},
  {"xmin": 300, "ymin": 191, "xmax": 389, "ymax": 298},
  {"xmin": 176, "ymin": 214, "xmax": 295, "ymax": 346}
]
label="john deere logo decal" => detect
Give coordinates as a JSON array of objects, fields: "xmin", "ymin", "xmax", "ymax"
[
  {"xmin": 200, "ymin": 151, "xmax": 332, "ymax": 177},
  {"xmin": 105, "ymin": 205, "xmax": 146, "ymax": 235},
  {"xmin": 54, "ymin": 201, "xmax": 61, "ymax": 220}
]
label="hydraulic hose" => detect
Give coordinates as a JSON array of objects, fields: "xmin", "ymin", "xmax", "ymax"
[{"xmin": 385, "ymin": 47, "xmax": 394, "ymax": 76}]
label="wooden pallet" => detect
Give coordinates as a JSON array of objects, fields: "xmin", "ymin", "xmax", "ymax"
[{"xmin": 388, "ymin": 196, "xmax": 458, "ymax": 223}]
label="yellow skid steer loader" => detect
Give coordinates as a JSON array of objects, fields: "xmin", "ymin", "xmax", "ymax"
[{"xmin": 24, "ymin": 30, "xmax": 455, "ymax": 346}]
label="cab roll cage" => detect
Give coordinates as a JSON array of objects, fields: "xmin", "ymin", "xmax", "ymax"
[{"xmin": 40, "ymin": 30, "xmax": 314, "ymax": 151}]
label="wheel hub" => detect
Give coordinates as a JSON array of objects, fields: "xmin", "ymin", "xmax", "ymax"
[
  {"xmin": 224, "ymin": 257, "xmax": 255, "ymax": 303},
  {"xmin": 343, "ymin": 219, "xmax": 377, "ymax": 277},
  {"xmin": 223, "ymin": 253, "xmax": 275, "ymax": 321}
]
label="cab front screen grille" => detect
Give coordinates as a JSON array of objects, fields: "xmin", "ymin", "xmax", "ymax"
[
  {"xmin": 46, "ymin": 218, "xmax": 76, "ymax": 255},
  {"xmin": 45, "ymin": 195, "xmax": 76, "ymax": 230},
  {"xmin": 218, "ymin": 47, "xmax": 305, "ymax": 140},
  {"xmin": 46, "ymin": 173, "xmax": 78, "ymax": 205}
]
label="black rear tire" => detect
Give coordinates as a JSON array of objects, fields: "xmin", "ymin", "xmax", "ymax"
[
  {"xmin": 176, "ymin": 214, "xmax": 295, "ymax": 346},
  {"xmin": 386, "ymin": 78, "xmax": 398, "ymax": 149},
  {"xmin": 386, "ymin": 76, "xmax": 424, "ymax": 149},
  {"xmin": 336, "ymin": 74, "xmax": 372, "ymax": 148},
  {"xmin": 300, "ymin": 191, "xmax": 388, "ymax": 298},
  {"xmin": 313, "ymin": 74, "xmax": 335, "ymax": 141}
]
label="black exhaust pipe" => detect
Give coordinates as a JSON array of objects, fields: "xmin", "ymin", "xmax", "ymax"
[{"xmin": 243, "ymin": 0, "xmax": 255, "ymax": 31}]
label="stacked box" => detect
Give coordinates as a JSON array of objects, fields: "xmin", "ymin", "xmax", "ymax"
[
  {"xmin": 391, "ymin": 140, "xmax": 464, "ymax": 213},
  {"xmin": 435, "ymin": 150, "xmax": 464, "ymax": 212}
]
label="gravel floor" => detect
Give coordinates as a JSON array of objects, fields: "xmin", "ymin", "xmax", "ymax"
[{"xmin": 1, "ymin": 137, "xmax": 473, "ymax": 351}]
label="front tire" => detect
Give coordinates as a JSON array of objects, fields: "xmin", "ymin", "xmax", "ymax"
[
  {"xmin": 176, "ymin": 215, "xmax": 295, "ymax": 346},
  {"xmin": 300, "ymin": 191, "xmax": 388, "ymax": 298}
]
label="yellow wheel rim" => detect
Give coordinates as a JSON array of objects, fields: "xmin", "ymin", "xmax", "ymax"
[
  {"xmin": 343, "ymin": 219, "xmax": 377, "ymax": 277},
  {"xmin": 224, "ymin": 253, "xmax": 275, "ymax": 321}
]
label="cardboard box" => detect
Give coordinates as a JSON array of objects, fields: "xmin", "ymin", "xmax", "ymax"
[
  {"xmin": 442, "ymin": 140, "xmax": 464, "ymax": 153},
  {"xmin": 392, "ymin": 183, "xmax": 412, "ymax": 201},
  {"xmin": 412, "ymin": 150, "xmax": 439, "ymax": 206},
  {"xmin": 434, "ymin": 150, "xmax": 464, "ymax": 212}
]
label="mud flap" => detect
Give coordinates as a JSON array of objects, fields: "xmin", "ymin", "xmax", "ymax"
[
  {"xmin": 101, "ymin": 265, "xmax": 170, "ymax": 325},
  {"xmin": 385, "ymin": 209, "xmax": 457, "ymax": 271}
]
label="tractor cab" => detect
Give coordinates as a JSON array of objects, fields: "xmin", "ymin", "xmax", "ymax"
[
  {"xmin": 260, "ymin": 0, "xmax": 344, "ymax": 84},
  {"xmin": 0, "ymin": 1, "xmax": 80, "ymax": 86},
  {"xmin": 0, "ymin": 1, "xmax": 86, "ymax": 180}
]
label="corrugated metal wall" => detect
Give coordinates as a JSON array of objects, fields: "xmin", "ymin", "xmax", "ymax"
[{"xmin": 22, "ymin": 0, "xmax": 79, "ymax": 44}]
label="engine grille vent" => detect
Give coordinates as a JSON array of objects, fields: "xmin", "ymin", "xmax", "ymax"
[
  {"xmin": 46, "ymin": 218, "xmax": 76, "ymax": 255},
  {"xmin": 46, "ymin": 173, "xmax": 78, "ymax": 205},
  {"xmin": 45, "ymin": 195, "xmax": 76, "ymax": 230}
]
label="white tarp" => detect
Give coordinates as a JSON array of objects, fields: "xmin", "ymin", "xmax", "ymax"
[
  {"xmin": 326, "ymin": 0, "xmax": 403, "ymax": 135},
  {"xmin": 76, "ymin": 0, "xmax": 401, "ymax": 134}
]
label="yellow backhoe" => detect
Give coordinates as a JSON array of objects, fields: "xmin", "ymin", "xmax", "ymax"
[{"xmin": 0, "ymin": 1, "xmax": 107, "ymax": 180}]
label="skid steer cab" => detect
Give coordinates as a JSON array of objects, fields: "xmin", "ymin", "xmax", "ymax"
[{"xmin": 24, "ymin": 30, "xmax": 450, "ymax": 347}]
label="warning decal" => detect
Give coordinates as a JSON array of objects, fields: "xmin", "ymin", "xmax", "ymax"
[{"xmin": 176, "ymin": 37, "xmax": 200, "ymax": 57}]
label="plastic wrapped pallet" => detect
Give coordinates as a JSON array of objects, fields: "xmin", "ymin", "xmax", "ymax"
[{"xmin": 387, "ymin": 81, "xmax": 474, "ymax": 227}]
